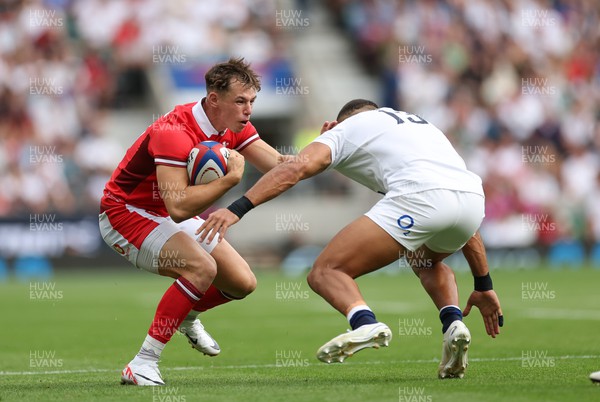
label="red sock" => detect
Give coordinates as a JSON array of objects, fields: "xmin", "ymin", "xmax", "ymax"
[
  {"xmin": 192, "ymin": 284, "xmax": 237, "ymax": 313},
  {"xmin": 148, "ymin": 277, "xmax": 204, "ymax": 344}
]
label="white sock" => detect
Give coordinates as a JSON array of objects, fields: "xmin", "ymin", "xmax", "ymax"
[
  {"xmin": 346, "ymin": 305, "xmax": 372, "ymax": 324},
  {"xmin": 134, "ymin": 335, "xmax": 165, "ymax": 363}
]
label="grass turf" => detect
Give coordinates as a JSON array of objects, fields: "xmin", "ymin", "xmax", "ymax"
[{"xmin": 1, "ymin": 267, "xmax": 599, "ymax": 401}]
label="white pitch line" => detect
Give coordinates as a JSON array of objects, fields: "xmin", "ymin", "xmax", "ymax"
[{"xmin": 2, "ymin": 355, "xmax": 599, "ymax": 377}]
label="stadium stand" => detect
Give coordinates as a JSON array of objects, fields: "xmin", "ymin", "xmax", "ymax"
[{"xmin": 1, "ymin": 0, "xmax": 598, "ymax": 267}]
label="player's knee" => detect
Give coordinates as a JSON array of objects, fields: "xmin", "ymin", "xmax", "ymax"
[
  {"xmin": 231, "ymin": 270, "xmax": 257, "ymax": 298},
  {"xmin": 243, "ymin": 270, "xmax": 257, "ymax": 294},
  {"xmin": 185, "ymin": 253, "xmax": 218, "ymax": 284},
  {"xmin": 307, "ymin": 264, "xmax": 326, "ymax": 292},
  {"xmin": 240, "ymin": 273, "xmax": 257, "ymax": 297}
]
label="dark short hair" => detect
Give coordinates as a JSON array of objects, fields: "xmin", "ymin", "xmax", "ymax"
[
  {"xmin": 205, "ymin": 57, "xmax": 261, "ymax": 93},
  {"xmin": 336, "ymin": 99, "xmax": 379, "ymax": 122}
]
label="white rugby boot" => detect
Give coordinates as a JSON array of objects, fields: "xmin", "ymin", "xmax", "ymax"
[
  {"xmin": 121, "ymin": 358, "xmax": 165, "ymax": 386},
  {"xmin": 438, "ymin": 320, "xmax": 470, "ymax": 379},
  {"xmin": 590, "ymin": 370, "xmax": 600, "ymax": 383},
  {"xmin": 317, "ymin": 322, "xmax": 392, "ymax": 363},
  {"xmin": 179, "ymin": 318, "xmax": 221, "ymax": 356}
]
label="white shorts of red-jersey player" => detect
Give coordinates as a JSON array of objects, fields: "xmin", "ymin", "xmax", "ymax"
[{"xmin": 99, "ymin": 203, "xmax": 218, "ymax": 273}]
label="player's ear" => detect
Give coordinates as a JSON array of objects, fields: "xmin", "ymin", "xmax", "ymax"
[{"xmin": 206, "ymin": 91, "xmax": 219, "ymax": 106}]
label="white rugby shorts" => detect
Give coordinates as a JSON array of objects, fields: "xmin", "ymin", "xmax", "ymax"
[
  {"xmin": 99, "ymin": 203, "xmax": 219, "ymax": 274},
  {"xmin": 365, "ymin": 189, "xmax": 485, "ymax": 253}
]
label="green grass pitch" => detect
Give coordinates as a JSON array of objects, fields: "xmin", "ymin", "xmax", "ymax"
[{"xmin": 1, "ymin": 266, "xmax": 599, "ymax": 401}]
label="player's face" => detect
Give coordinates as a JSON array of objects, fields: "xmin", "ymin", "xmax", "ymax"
[{"xmin": 216, "ymin": 80, "xmax": 257, "ymax": 133}]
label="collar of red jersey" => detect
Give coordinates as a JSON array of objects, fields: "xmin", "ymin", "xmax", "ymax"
[{"xmin": 192, "ymin": 98, "xmax": 227, "ymax": 136}]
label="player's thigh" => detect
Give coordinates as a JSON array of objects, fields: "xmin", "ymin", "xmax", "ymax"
[
  {"xmin": 156, "ymin": 231, "xmax": 217, "ymax": 284},
  {"xmin": 210, "ymin": 240, "xmax": 256, "ymax": 297},
  {"xmin": 312, "ymin": 215, "xmax": 404, "ymax": 279},
  {"xmin": 100, "ymin": 206, "xmax": 217, "ymax": 284},
  {"xmin": 175, "ymin": 216, "xmax": 255, "ymax": 295},
  {"xmin": 175, "ymin": 216, "xmax": 220, "ymax": 254}
]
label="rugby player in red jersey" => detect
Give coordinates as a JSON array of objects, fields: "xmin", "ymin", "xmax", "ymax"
[{"xmin": 99, "ymin": 58, "xmax": 284, "ymax": 385}]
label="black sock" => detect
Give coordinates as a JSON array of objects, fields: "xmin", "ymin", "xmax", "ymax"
[
  {"xmin": 439, "ymin": 306, "xmax": 463, "ymax": 333},
  {"xmin": 349, "ymin": 310, "xmax": 377, "ymax": 330}
]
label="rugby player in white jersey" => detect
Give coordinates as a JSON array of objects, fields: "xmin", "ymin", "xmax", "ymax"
[{"xmin": 198, "ymin": 99, "xmax": 503, "ymax": 379}]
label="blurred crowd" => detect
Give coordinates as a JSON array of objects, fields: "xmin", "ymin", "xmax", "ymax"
[
  {"xmin": 0, "ymin": 0, "xmax": 284, "ymax": 217},
  {"xmin": 2, "ymin": 0, "xmax": 599, "ymax": 254},
  {"xmin": 327, "ymin": 0, "xmax": 600, "ymax": 250}
]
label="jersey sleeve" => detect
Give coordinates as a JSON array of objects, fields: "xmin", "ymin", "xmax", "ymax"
[
  {"xmin": 148, "ymin": 127, "xmax": 195, "ymax": 168},
  {"xmin": 232, "ymin": 122, "xmax": 260, "ymax": 151},
  {"xmin": 311, "ymin": 125, "xmax": 347, "ymax": 169}
]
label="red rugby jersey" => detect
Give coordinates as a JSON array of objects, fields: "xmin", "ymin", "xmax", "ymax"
[{"xmin": 101, "ymin": 99, "xmax": 259, "ymax": 215}]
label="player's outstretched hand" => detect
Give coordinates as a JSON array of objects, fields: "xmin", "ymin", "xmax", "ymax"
[
  {"xmin": 320, "ymin": 120, "xmax": 338, "ymax": 134},
  {"xmin": 196, "ymin": 208, "xmax": 239, "ymax": 243},
  {"xmin": 463, "ymin": 290, "xmax": 503, "ymax": 338},
  {"xmin": 225, "ymin": 150, "xmax": 245, "ymax": 184}
]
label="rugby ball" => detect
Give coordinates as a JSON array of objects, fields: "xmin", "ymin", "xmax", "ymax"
[{"xmin": 187, "ymin": 141, "xmax": 229, "ymax": 185}]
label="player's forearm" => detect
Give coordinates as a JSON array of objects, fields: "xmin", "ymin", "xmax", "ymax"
[
  {"xmin": 228, "ymin": 147, "xmax": 329, "ymax": 220},
  {"xmin": 167, "ymin": 175, "xmax": 239, "ymax": 222},
  {"xmin": 245, "ymin": 163, "xmax": 303, "ymax": 206},
  {"xmin": 462, "ymin": 231, "xmax": 489, "ymax": 277}
]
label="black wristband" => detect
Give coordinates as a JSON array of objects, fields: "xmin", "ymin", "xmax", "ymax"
[
  {"xmin": 474, "ymin": 273, "xmax": 493, "ymax": 291},
  {"xmin": 227, "ymin": 196, "xmax": 255, "ymax": 219}
]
